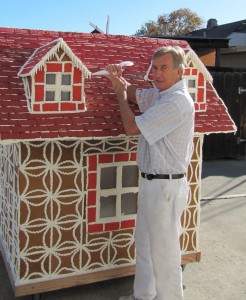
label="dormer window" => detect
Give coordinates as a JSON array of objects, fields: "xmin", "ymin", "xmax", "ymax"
[
  {"xmin": 184, "ymin": 50, "xmax": 214, "ymax": 112},
  {"xmin": 184, "ymin": 66, "xmax": 206, "ymax": 111},
  {"xmin": 18, "ymin": 38, "xmax": 91, "ymax": 113}
]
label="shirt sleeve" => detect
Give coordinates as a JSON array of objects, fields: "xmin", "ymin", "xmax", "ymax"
[
  {"xmin": 136, "ymin": 88, "xmax": 157, "ymax": 112},
  {"xmin": 135, "ymin": 96, "xmax": 188, "ymax": 145}
]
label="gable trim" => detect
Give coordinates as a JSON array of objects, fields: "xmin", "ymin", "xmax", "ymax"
[
  {"xmin": 186, "ymin": 49, "xmax": 213, "ymax": 82},
  {"xmin": 18, "ymin": 38, "xmax": 91, "ymax": 79}
]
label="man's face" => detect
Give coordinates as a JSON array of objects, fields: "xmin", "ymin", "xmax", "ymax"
[{"xmin": 151, "ymin": 53, "xmax": 182, "ymax": 92}]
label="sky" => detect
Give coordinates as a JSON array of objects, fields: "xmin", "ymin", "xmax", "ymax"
[{"xmin": 0, "ymin": 0, "xmax": 245, "ymax": 35}]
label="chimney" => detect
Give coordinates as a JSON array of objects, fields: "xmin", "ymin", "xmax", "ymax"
[
  {"xmin": 163, "ymin": 22, "xmax": 168, "ymax": 36},
  {"xmin": 207, "ymin": 19, "xmax": 218, "ymax": 30}
]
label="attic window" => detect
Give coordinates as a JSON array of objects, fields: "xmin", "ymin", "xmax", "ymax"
[
  {"xmin": 18, "ymin": 38, "xmax": 91, "ymax": 113},
  {"xmin": 187, "ymin": 77, "xmax": 197, "ymax": 101},
  {"xmin": 188, "ymin": 79, "xmax": 196, "ymax": 88},
  {"xmin": 45, "ymin": 72, "xmax": 72, "ymax": 102},
  {"xmin": 184, "ymin": 54, "xmax": 207, "ymax": 111}
]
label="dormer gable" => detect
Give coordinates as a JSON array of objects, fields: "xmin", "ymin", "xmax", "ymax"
[{"xmin": 18, "ymin": 38, "xmax": 91, "ymax": 113}]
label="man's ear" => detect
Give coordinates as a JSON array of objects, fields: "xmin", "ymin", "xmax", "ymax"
[{"xmin": 177, "ymin": 67, "xmax": 182, "ymax": 79}]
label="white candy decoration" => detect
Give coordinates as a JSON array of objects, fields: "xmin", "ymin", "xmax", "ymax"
[{"xmin": 92, "ymin": 61, "xmax": 134, "ymax": 76}]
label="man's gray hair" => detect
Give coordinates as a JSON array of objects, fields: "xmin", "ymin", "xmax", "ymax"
[{"xmin": 152, "ymin": 46, "xmax": 186, "ymax": 75}]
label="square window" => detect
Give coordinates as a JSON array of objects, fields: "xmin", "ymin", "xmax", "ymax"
[
  {"xmin": 46, "ymin": 91, "xmax": 55, "ymax": 101},
  {"xmin": 121, "ymin": 193, "xmax": 138, "ymax": 215},
  {"xmin": 101, "ymin": 166, "xmax": 117, "ymax": 189},
  {"xmin": 97, "ymin": 160, "xmax": 139, "ymax": 222},
  {"xmin": 62, "ymin": 74, "xmax": 71, "ymax": 85},
  {"xmin": 61, "ymin": 91, "xmax": 71, "ymax": 101},
  {"xmin": 188, "ymin": 79, "xmax": 196, "ymax": 88},
  {"xmin": 100, "ymin": 195, "xmax": 116, "ymax": 218},
  {"xmin": 122, "ymin": 165, "xmax": 139, "ymax": 187},
  {"xmin": 46, "ymin": 74, "xmax": 56, "ymax": 84}
]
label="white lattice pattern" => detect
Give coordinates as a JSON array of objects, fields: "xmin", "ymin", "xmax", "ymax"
[
  {"xmin": 0, "ymin": 136, "xmax": 202, "ymax": 283},
  {"xmin": 0, "ymin": 143, "xmax": 20, "ymax": 280}
]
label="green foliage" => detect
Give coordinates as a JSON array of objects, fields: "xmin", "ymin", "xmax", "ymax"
[{"xmin": 135, "ymin": 8, "xmax": 204, "ymax": 37}]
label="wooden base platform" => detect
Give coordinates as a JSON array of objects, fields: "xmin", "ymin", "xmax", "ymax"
[{"xmin": 0, "ymin": 243, "xmax": 201, "ymax": 297}]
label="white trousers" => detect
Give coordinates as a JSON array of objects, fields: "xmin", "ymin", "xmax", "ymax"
[{"xmin": 133, "ymin": 177, "xmax": 189, "ymax": 300}]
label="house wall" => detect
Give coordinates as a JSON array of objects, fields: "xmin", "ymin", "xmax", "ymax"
[
  {"xmin": 227, "ymin": 33, "xmax": 246, "ymax": 47},
  {"xmin": 18, "ymin": 138, "xmax": 137, "ymax": 282},
  {"xmin": 220, "ymin": 48, "xmax": 246, "ymax": 68},
  {"xmin": 0, "ymin": 143, "xmax": 20, "ymax": 281},
  {"xmin": 194, "ymin": 49, "xmax": 216, "ymax": 67},
  {"xmin": 0, "ymin": 135, "xmax": 203, "ymax": 289}
]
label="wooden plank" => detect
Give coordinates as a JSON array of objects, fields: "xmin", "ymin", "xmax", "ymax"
[
  {"xmin": 14, "ymin": 265, "xmax": 136, "ymax": 297},
  {"xmin": 182, "ymin": 251, "xmax": 201, "ymax": 264},
  {"xmin": 14, "ymin": 251, "xmax": 201, "ymax": 297},
  {"xmin": 1, "ymin": 240, "xmax": 201, "ymax": 297}
]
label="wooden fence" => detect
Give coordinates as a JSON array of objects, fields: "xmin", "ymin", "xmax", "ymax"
[{"xmin": 203, "ymin": 71, "xmax": 246, "ymax": 159}]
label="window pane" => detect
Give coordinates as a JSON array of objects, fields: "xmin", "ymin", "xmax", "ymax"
[
  {"xmin": 46, "ymin": 91, "xmax": 55, "ymax": 101},
  {"xmin": 188, "ymin": 79, "xmax": 196, "ymax": 88},
  {"xmin": 61, "ymin": 91, "xmax": 71, "ymax": 101},
  {"xmin": 100, "ymin": 195, "xmax": 116, "ymax": 218},
  {"xmin": 62, "ymin": 74, "xmax": 71, "ymax": 85},
  {"xmin": 101, "ymin": 166, "xmax": 117, "ymax": 189},
  {"xmin": 46, "ymin": 74, "xmax": 56, "ymax": 84},
  {"xmin": 189, "ymin": 93, "xmax": 196, "ymax": 101},
  {"xmin": 121, "ymin": 193, "xmax": 138, "ymax": 215},
  {"xmin": 122, "ymin": 165, "xmax": 139, "ymax": 187}
]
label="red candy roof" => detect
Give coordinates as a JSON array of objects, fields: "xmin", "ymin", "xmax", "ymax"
[{"xmin": 0, "ymin": 27, "xmax": 236, "ymax": 144}]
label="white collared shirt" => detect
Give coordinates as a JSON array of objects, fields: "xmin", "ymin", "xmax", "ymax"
[{"xmin": 135, "ymin": 79, "xmax": 194, "ymax": 174}]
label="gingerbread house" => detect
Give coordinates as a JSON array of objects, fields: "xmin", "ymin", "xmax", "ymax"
[{"xmin": 0, "ymin": 27, "xmax": 236, "ymax": 297}]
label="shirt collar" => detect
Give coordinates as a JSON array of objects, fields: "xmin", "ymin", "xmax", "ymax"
[{"xmin": 159, "ymin": 79, "xmax": 185, "ymax": 97}]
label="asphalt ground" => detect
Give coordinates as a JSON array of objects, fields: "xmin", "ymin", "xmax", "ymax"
[{"xmin": 1, "ymin": 158, "xmax": 246, "ymax": 300}]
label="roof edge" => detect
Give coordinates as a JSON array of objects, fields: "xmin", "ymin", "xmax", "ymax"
[{"xmin": 186, "ymin": 49, "xmax": 213, "ymax": 82}]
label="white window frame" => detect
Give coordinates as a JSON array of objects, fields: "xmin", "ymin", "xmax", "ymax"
[
  {"xmin": 96, "ymin": 161, "xmax": 139, "ymax": 222},
  {"xmin": 185, "ymin": 75, "xmax": 198, "ymax": 102},
  {"xmin": 45, "ymin": 72, "xmax": 72, "ymax": 102}
]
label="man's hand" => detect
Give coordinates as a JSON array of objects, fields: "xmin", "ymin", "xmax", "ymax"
[
  {"xmin": 106, "ymin": 64, "xmax": 130, "ymax": 102},
  {"xmin": 106, "ymin": 64, "xmax": 123, "ymax": 77},
  {"xmin": 105, "ymin": 64, "xmax": 140, "ymax": 136}
]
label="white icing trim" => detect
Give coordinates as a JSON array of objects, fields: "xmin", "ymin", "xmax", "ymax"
[
  {"xmin": 22, "ymin": 77, "xmax": 32, "ymax": 112},
  {"xmin": 207, "ymin": 82, "xmax": 237, "ymax": 133},
  {"xmin": 18, "ymin": 38, "xmax": 91, "ymax": 78},
  {"xmin": 185, "ymin": 49, "xmax": 213, "ymax": 82},
  {"xmin": 96, "ymin": 161, "xmax": 139, "ymax": 222},
  {"xmin": 0, "ymin": 135, "xmax": 127, "ymax": 145},
  {"xmin": 0, "ymin": 125, "xmax": 237, "ymax": 146}
]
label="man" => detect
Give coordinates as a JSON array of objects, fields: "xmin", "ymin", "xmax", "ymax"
[{"xmin": 106, "ymin": 46, "xmax": 194, "ymax": 300}]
